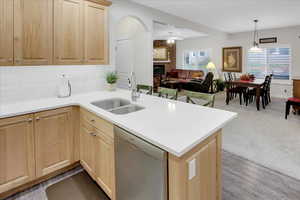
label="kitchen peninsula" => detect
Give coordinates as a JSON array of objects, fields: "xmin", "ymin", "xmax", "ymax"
[{"xmin": 0, "ymin": 89, "xmax": 236, "ymax": 200}]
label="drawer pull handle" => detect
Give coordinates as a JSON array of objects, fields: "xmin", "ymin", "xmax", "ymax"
[
  {"xmin": 90, "ymin": 119, "xmax": 95, "ymax": 123},
  {"xmin": 90, "ymin": 132, "xmax": 97, "ymax": 137}
]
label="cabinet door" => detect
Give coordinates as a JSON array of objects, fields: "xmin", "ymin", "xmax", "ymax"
[
  {"xmin": 94, "ymin": 129, "xmax": 115, "ymax": 199},
  {"xmin": 0, "ymin": 0, "xmax": 13, "ymax": 66},
  {"xmin": 35, "ymin": 108, "xmax": 74, "ymax": 178},
  {"xmin": 0, "ymin": 115, "xmax": 35, "ymax": 193},
  {"xmin": 80, "ymin": 121, "xmax": 95, "ymax": 177},
  {"xmin": 54, "ymin": 0, "xmax": 84, "ymax": 65},
  {"xmin": 84, "ymin": 1, "xmax": 108, "ymax": 64},
  {"xmin": 14, "ymin": 0, "xmax": 53, "ymax": 65}
]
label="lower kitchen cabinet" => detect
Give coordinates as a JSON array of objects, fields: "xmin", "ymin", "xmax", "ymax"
[
  {"xmin": 80, "ymin": 121, "xmax": 96, "ymax": 177},
  {"xmin": 0, "ymin": 114, "xmax": 35, "ymax": 194},
  {"xmin": 35, "ymin": 107, "xmax": 74, "ymax": 177},
  {"xmin": 80, "ymin": 108, "xmax": 115, "ymax": 199},
  {"xmin": 94, "ymin": 129, "xmax": 115, "ymax": 198}
]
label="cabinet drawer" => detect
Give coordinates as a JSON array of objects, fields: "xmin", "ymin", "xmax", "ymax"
[{"xmin": 80, "ymin": 108, "xmax": 113, "ymax": 138}]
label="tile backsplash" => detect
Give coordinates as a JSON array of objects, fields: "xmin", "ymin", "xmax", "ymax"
[{"xmin": 0, "ymin": 65, "xmax": 112, "ymax": 104}]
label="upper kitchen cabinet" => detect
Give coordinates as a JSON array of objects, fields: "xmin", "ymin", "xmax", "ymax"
[
  {"xmin": 54, "ymin": 0, "xmax": 84, "ymax": 65},
  {"xmin": 84, "ymin": 1, "xmax": 109, "ymax": 64},
  {"xmin": 54, "ymin": 0, "xmax": 110, "ymax": 65},
  {"xmin": 0, "ymin": 0, "xmax": 14, "ymax": 66},
  {"xmin": 14, "ymin": 0, "xmax": 53, "ymax": 65}
]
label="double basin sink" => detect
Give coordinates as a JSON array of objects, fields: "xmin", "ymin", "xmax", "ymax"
[{"xmin": 91, "ymin": 98, "xmax": 144, "ymax": 115}]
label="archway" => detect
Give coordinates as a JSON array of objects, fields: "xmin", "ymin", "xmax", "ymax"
[{"xmin": 116, "ymin": 16, "xmax": 152, "ymax": 89}]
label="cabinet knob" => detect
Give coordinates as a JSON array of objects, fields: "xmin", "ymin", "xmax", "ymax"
[
  {"xmin": 27, "ymin": 118, "xmax": 33, "ymax": 123},
  {"xmin": 90, "ymin": 119, "xmax": 95, "ymax": 123},
  {"xmin": 36, "ymin": 117, "xmax": 40, "ymax": 121}
]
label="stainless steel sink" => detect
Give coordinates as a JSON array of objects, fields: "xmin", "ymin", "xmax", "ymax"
[
  {"xmin": 91, "ymin": 98, "xmax": 145, "ymax": 115},
  {"xmin": 110, "ymin": 105, "xmax": 145, "ymax": 115},
  {"xmin": 91, "ymin": 98, "xmax": 131, "ymax": 110}
]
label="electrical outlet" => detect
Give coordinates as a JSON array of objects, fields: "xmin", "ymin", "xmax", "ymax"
[{"xmin": 188, "ymin": 159, "xmax": 196, "ymax": 180}]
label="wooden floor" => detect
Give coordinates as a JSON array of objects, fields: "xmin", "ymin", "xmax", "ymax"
[
  {"xmin": 223, "ymin": 151, "xmax": 300, "ymax": 200},
  {"xmin": 5, "ymin": 151, "xmax": 300, "ymax": 200}
]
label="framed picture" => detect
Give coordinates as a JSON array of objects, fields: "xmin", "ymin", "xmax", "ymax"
[
  {"xmin": 153, "ymin": 47, "xmax": 169, "ymax": 61},
  {"xmin": 222, "ymin": 47, "xmax": 242, "ymax": 72}
]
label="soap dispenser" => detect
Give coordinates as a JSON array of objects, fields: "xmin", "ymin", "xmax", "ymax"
[{"xmin": 57, "ymin": 74, "xmax": 72, "ymax": 98}]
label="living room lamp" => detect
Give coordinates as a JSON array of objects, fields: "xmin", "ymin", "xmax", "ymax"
[
  {"xmin": 206, "ymin": 62, "xmax": 219, "ymax": 80},
  {"xmin": 206, "ymin": 62, "xmax": 216, "ymax": 71}
]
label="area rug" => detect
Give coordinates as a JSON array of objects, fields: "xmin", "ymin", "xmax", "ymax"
[
  {"xmin": 46, "ymin": 171, "xmax": 109, "ymax": 200},
  {"xmin": 215, "ymin": 92, "xmax": 300, "ymax": 180}
]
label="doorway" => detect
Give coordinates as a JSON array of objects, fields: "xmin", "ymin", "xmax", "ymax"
[{"xmin": 116, "ymin": 16, "xmax": 152, "ymax": 89}]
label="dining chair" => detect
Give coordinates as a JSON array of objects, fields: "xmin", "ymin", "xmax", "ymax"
[
  {"xmin": 183, "ymin": 90, "xmax": 215, "ymax": 107},
  {"xmin": 137, "ymin": 84, "xmax": 153, "ymax": 95},
  {"xmin": 158, "ymin": 87, "xmax": 178, "ymax": 100},
  {"xmin": 225, "ymin": 72, "xmax": 245, "ymax": 105},
  {"xmin": 246, "ymin": 75, "xmax": 270, "ymax": 109},
  {"xmin": 266, "ymin": 74, "xmax": 273, "ymax": 104}
]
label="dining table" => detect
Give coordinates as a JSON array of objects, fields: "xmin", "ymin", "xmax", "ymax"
[{"xmin": 226, "ymin": 79, "xmax": 265, "ymax": 110}]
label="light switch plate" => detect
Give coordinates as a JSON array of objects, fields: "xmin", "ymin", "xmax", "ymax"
[{"xmin": 188, "ymin": 159, "xmax": 196, "ymax": 180}]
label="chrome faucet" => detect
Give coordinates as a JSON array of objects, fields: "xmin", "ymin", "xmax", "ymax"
[{"xmin": 128, "ymin": 72, "xmax": 140, "ymax": 102}]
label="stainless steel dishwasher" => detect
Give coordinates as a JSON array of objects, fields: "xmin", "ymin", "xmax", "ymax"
[{"xmin": 114, "ymin": 126, "xmax": 168, "ymax": 200}]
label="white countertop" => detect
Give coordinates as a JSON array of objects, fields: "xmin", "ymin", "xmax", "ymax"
[{"xmin": 0, "ymin": 90, "xmax": 237, "ymax": 157}]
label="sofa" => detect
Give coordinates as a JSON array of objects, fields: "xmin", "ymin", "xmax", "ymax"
[{"xmin": 166, "ymin": 69, "xmax": 204, "ymax": 81}]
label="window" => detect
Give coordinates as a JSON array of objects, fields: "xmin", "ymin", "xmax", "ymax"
[
  {"xmin": 180, "ymin": 49, "xmax": 211, "ymax": 70},
  {"xmin": 247, "ymin": 47, "xmax": 291, "ymax": 80}
]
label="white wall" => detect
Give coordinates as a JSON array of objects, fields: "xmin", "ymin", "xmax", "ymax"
[
  {"xmin": 0, "ymin": 65, "xmax": 110, "ymax": 104},
  {"xmin": 177, "ymin": 26, "xmax": 300, "ymax": 98}
]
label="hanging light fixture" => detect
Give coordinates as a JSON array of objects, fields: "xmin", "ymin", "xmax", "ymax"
[
  {"xmin": 250, "ymin": 19, "xmax": 262, "ymax": 52},
  {"xmin": 166, "ymin": 30, "xmax": 183, "ymax": 44}
]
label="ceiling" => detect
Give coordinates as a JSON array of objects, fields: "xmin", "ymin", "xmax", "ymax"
[
  {"xmin": 130, "ymin": 0, "xmax": 300, "ymax": 33},
  {"xmin": 153, "ymin": 22, "xmax": 207, "ymax": 40}
]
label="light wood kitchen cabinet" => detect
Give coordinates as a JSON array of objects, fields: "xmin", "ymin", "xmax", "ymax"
[
  {"xmin": 80, "ymin": 121, "xmax": 96, "ymax": 177},
  {"xmin": 14, "ymin": 0, "xmax": 53, "ymax": 65},
  {"xmin": 0, "ymin": 0, "xmax": 110, "ymax": 66},
  {"xmin": 168, "ymin": 131, "xmax": 222, "ymax": 200},
  {"xmin": 54, "ymin": 0, "xmax": 84, "ymax": 65},
  {"xmin": 80, "ymin": 108, "xmax": 115, "ymax": 199},
  {"xmin": 84, "ymin": 1, "xmax": 109, "ymax": 64},
  {"xmin": 0, "ymin": 114, "xmax": 35, "ymax": 194},
  {"xmin": 94, "ymin": 128, "xmax": 115, "ymax": 198},
  {"xmin": 0, "ymin": 0, "xmax": 14, "ymax": 66},
  {"xmin": 35, "ymin": 107, "xmax": 74, "ymax": 177}
]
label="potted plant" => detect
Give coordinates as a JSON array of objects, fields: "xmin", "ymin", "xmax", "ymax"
[{"xmin": 106, "ymin": 72, "xmax": 118, "ymax": 91}]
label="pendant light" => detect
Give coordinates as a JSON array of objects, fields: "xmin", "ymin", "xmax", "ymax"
[{"xmin": 250, "ymin": 19, "xmax": 262, "ymax": 52}]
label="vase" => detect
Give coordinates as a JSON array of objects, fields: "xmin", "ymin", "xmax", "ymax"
[{"xmin": 107, "ymin": 83, "xmax": 116, "ymax": 91}]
